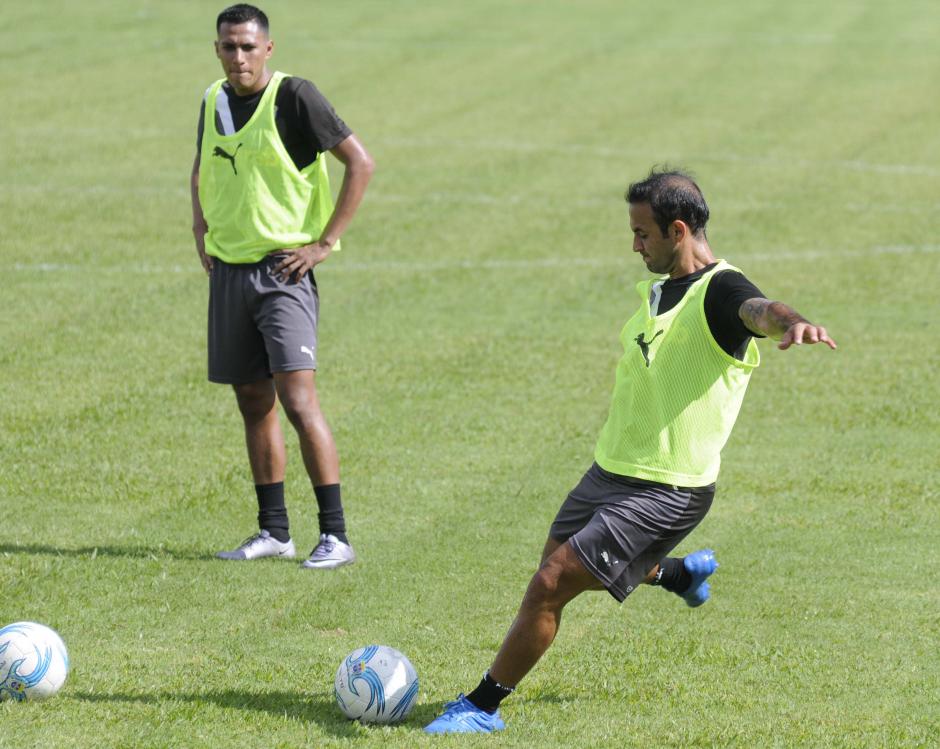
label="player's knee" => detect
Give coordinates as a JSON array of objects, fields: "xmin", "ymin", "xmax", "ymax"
[
  {"xmin": 525, "ymin": 564, "xmax": 564, "ymax": 607},
  {"xmin": 279, "ymin": 391, "xmax": 320, "ymax": 430},
  {"xmin": 233, "ymin": 382, "xmax": 275, "ymax": 420}
]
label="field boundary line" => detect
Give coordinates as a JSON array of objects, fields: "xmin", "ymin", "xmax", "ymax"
[{"xmin": 373, "ymin": 136, "xmax": 940, "ymax": 178}]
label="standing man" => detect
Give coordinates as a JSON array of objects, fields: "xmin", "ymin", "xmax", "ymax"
[
  {"xmin": 425, "ymin": 168, "xmax": 837, "ymax": 733},
  {"xmin": 190, "ymin": 4, "xmax": 374, "ymax": 569}
]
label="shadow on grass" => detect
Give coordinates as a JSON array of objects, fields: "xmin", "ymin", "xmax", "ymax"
[
  {"xmin": 0, "ymin": 542, "xmax": 213, "ymax": 562},
  {"xmin": 72, "ymin": 689, "xmax": 449, "ymax": 737}
]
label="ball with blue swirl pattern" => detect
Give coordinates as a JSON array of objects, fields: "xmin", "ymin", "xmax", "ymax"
[
  {"xmin": 0, "ymin": 622, "xmax": 69, "ymax": 701},
  {"xmin": 334, "ymin": 644, "xmax": 419, "ymax": 723}
]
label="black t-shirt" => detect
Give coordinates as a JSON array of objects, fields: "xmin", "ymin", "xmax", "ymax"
[
  {"xmin": 651, "ymin": 264, "xmax": 765, "ymax": 359},
  {"xmin": 196, "ymin": 75, "xmax": 351, "ymax": 171}
]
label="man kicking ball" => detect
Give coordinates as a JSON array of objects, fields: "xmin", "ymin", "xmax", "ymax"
[{"xmin": 425, "ymin": 168, "xmax": 837, "ymax": 733}]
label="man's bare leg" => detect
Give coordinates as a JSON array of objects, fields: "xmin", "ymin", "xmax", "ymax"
[
  {"xmin": 487, "ymin": 540, "xmax": 604, "ymax": 688},
  {"xmin": 234, "ymin": 379, "xmax": 286, "ymax": 484},
  {"xmin": 273, "ymin": 370, "xmax": 338, "ymax": 485},
  {"xmin": 274, "ymin": 369, "xmax": 354, "ymax": 568},
  {"xmin": 216, "ymin": 379, "xmax": 294, "ymax": 560}
]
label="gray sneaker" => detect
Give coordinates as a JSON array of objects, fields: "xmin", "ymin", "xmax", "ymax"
[
  {"xmin": 301, "ymin": 534, "xmax": 356, "ymax": 569},
  {"xmin": 216, "ymin": 530, "xmax": 296, "ymax": 560}
]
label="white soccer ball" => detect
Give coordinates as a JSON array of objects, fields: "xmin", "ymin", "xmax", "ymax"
[
  {"xmin": 0, "ymin": 621, "xmax": 69, "ymax": 701},
  {"xmin": 334, "ymin": 644, "xmax": 419, "ymax": 724}
]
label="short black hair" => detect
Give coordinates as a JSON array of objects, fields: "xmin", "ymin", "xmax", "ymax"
[
  {"xmin": 626, "ymin": 167, "xmax": 710, "ymax": 238},
  {"xmin": 217, "ymin": 4, "xmax": 269, "ymax": 33}
]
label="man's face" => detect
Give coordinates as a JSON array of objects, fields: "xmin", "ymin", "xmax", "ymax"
[
  {"xmin": 215, "ymin": 21, "xmax": 273, "ymax": 95},
  {"xmin": 629, "ymin": 202, "xmax": 677, "ymax": 275}
]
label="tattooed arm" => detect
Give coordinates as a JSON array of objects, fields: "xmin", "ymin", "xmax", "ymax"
[{"xmin": 739, "ymin": 298, "xmax": 837, "ymax": 351}]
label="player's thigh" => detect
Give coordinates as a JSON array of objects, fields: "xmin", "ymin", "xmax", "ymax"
[
  {"xmin": 548, "ymin": 463, "xmax": 613, "ymax": 546},
  {"xmin": 254, "ymin": 259, "xmax": 320, "ymax": 374},
  {"xmin": 208, "ymin": 261, "xmax": 269, "ymax": 384},
  {"xmin": 570, "ymin": 480, "xmax": 714, "ymax": 602},
  {"xmin": 528, "ymin": 541, "xmax": 606, "ymax": 607},
  {"xmin": 232, "ymin": 379, "xmax": 278, "ymax": 419},
  {"xmin": 272, "ymin": 369, "xmax": 322, "ymax": 420},
  {"xmin": 539, "ymin": 536, "xmax": 563, "ymax": 566}
]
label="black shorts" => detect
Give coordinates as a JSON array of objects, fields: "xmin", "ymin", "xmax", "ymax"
[
  {"xmin": 208, "ymin": 255, "xmax": 320, "ymax": 384},
  {"xmin": 549, "ymin": 463, "xmax": 715, "ymax": 602}
]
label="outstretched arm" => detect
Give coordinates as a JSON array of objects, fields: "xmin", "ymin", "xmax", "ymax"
[{"xmin": 739, "ymin": 298, "xmax": 837, "ymax": 350}]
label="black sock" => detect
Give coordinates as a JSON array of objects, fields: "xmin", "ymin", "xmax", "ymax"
[
  {"xmin": 314, "ymin": 483, "xmax": 348, "ymax": 544},
  {"xmin": 653, "ymin": 557, "xmax": 693, "ymax": 593},
  {"xmin": 256, "ymin": 482, "xmax": 290, "ymax": 542},
  {"xmin": 466, "ymin": 672, "xmax": 514, "ymax": 713}
]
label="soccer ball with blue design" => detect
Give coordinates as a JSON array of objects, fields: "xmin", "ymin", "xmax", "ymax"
[
  {"xmin": 334, "ymin": 645, "xmax": 419, "ymax": 723},
  {"xmin": 0, "ymin": 622, "xmax": 69, "ymax": 701}
]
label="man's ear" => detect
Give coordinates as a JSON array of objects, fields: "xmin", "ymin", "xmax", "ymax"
[{"xmin": 670, "ymin": 220, "xmax": 689, "ymax": 243}]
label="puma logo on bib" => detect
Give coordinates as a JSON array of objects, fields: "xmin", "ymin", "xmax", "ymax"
[{"xmin": 213, "ymin": 143, "xmax": 243, "ymax": 175}]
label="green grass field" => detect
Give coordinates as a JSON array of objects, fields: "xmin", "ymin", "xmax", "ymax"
[{"xmin": 3, "ymin": 1, "xmax": 939, "ymax": 746}]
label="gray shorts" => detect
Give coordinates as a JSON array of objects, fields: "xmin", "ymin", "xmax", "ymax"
[
  {"xmin": 550, "ymin": 463, "xmax": 715, "ymax": 602},
  {"xmin": 208, "ymin": 255, "xmax": 320, "ymax": 384}
]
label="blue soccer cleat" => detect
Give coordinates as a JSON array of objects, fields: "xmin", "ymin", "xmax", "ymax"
[
  {"xmin": 681, "ymin": 549, "xmax": 718, "ymax": 607},
  {"xmin": 424, "ymin": 694, "xmax": 506, "ymax": 734}
]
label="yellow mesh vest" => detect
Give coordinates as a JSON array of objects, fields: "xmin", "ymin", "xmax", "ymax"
[
  {"xmin": 594, "ymin": 261, "xmax": 759, "ymax": 486},
  {"xmin": 198, "ymin": 71, "xmax": 338, "ymax": 264}
]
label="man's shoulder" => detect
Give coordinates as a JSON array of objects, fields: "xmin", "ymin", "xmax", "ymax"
[
  {"xmin": 712, "ymin": 267, "xmax": 746, "ymax": 285},
  {"xmin": 276, "ymin": 75, "xmax": 319, "ymax": 100},
  {"xmin": 710, "ymin": 265, "xmax": 760, "ymax": 294},
  {"xmin": 705, "ymin": 264, "xmax": 765, "ymax": 325},
  {"xmin": 200, "ymin": 78, "xmax": 226, "ymax": 100}
]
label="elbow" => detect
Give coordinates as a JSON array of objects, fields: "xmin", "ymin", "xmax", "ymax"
[
  {"xmin": 347, "ymin": 153, "xmax": 374, "ymax": 192},
  {"xmin": 357, "ymin": 151, "xmax": 376, "ymax": 179},
  {"xmin": 349, "ymin": 140, "xmax": 375, "ymax": 178}
]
